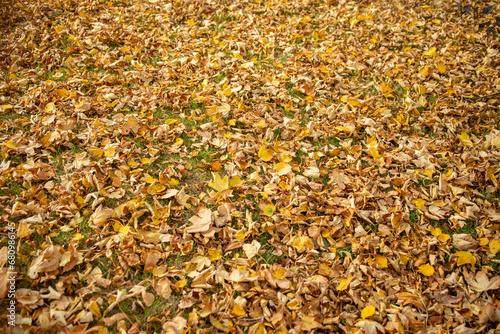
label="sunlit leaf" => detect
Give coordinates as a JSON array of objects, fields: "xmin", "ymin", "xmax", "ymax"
[
  {"xmin": 455, "ymin": 251, "xmax": 476, "ymax": 266},
  {"xmin": 490, "ymin": 240, "xmax": 500, "ymax": 254},
  {"xmin": 418, "ymin": 264, "xmax": 435, "ymax": 276},
  {"xmin": 337, "ymin": 276, "xmax": 353, "ymax": 291},
  {"xmin": 258, "ymin": 145, "xmax": 274, "ymax": 161},
  {"xmin": 232, "ymin": 305, "xmax": 245, "ymax": 317},
  {"xmin": 361, "ymin": 305, "xmax": 376, "ymax": 319},
  {"xmin": 208, "ymin": 173, "xmax": 229, "ymax": 192},
  {"xmin": 292, "ymin": 235, "xmax": 313, "ymax": 253},
  {"xmin": 262, "ymin": 203, "xmax": 276, "ymax": 216}
]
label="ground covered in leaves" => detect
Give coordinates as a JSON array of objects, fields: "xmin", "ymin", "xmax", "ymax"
[{"xmin": 1, "ymin": 0, "xmax": 500, "ymax": 333}]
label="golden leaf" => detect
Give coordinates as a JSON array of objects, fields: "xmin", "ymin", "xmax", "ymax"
[
  {"xmin": 374, "ymin": 255, "xmax": 388, "ymax": 268},
  {"xmin": 412, "ymin": 198, "xmax": 425, "ymax": 210},
  {"xmin": 104, "ymin": 147, "xmax": 115, "ymax": 158},
  {"xmin": 455, "ymin": 251, "xmax": 476, "ymax": 266},
  {"xmin": 272, "ymin": 267, "xmax": 287, "ymax": 280},
  {"xmin": 208, "ymin": 173, "xmax": 229, "ymax": 192},
  {"xmin": 360, "ymin": 305, "xmax": 375, "ymax": 319},
  {"xmin": 176, "ymin": 279, "xmax": 187, "ymax": 288},
  {"xmin": 262, "ymin": 203, "xmax": 276, "ymax": 217},
  {"xmin": 89, "ymin": 301, "xmax": 101, "ymax": 318},
  {"xmin": 293, "ymin": 236, "xmax": 313, "ymax": 253},
  {"xmin": 229, "ymin": 175, "xmax": 243, "ymax": 187},
  {"xmin": 489, "ymin": 240, "xmax": 500, "ymax": 254},
  {"xmin": 208, "ymin": 249, "xmax": 221, "ymax": 262},
  {"xmin": 424, "ymin": 47, "xmax": 436, "ymax": 56},
  {"xmin": 369, "ymin": 147, "xmax": 381, "ymax": 159},
  {"xmin": 337, "ymin": 276, "xmax": 353, "ymax": 291},
  {"xmin": 438, "ymin": 234, "xmax": 450, "ymax": 242},
  {"xmin": 418, "ymin": 264, "xmax": 435, "ymax": 276},
  {"xmin": 258, "ymin": 145, "xmax": 274, "ymax": 161},
  {"xmin": 232, "ymin": 305, "xmax": 245, "ymax": 317},
  {"xmin": 437, "ymin": 63, "xmax": 446, "ymax": 73},
  {"xmin": 147, "ymin": 184, "xmax": 166, "ymax": 195}
]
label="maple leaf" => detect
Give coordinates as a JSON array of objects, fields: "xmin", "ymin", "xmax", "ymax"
[
  {"xmin": 466, "ymin": 271, "xmax": 500, "ymax": 292},
  {"xmin": 208, "ymin": 173, "xmax": 229, "ymax": 192},
  {"xmin": 186, "ymin": 208, "xmax": 212, "ymax": 233}
]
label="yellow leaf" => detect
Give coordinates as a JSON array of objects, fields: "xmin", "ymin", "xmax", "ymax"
[
  {"xmin": 208, "ymin": 249, "xmax": 221, "ymax": 262},
  {"xmin": 369, "ymin": 147, "xmax": 381, "ymax": 159},
  {"xmin": 361, "ymin": 305, "xmax": 376, "ymax": 319},
  {"xmin": 187, "ymin": 19, "xmax": 195, "ymax": 26},
  {"xmin": 455, "ymin": 251, "xmax": 476, "ymax": 266},
  {"xmin": 489, "ymin": 239, "xmax": 500, "ymax": 254},
  {"xmin": 412, "ymin": 199, "xmax": 425, "ymax": 210},
  {"xmin": 174, "ymin": 138, "xmax": 184, "ymax": 146},
  {"xmin": 458, "ymin": 132, "xmax": 470, "ymax": 141},
  {"xmin": 223, "ymin": 86, "xmax": 231, "ymax": 96},
  {"xmin": 300, "ymin": 15, "xmax": 311, "ymax": 24},
  {"xmin": 147, "ymin": 184, "xmax": 166, "ymax": 195},
  {"xmin": 236, "ymin": 229, "xmax": 247, "ymax": 241},
  {"xmin": 262, "ymin": 203, "xmax": 276, "ymax": 217},
  {"xmin": 54, "ymin": 26, "xmax": 65, "ymax": 33},
  {"xmin": 437, "ymin": 63, "xmax": 446, "ymax": 73},
  {"xmin": 145, "ymin": 176, "xmax": 158, "ymax": 183},
  {"xmin": 208, "ymin": 173, "xmax": 229, "ymax": 192},
  {"xmin": 258, "ymin": 145, "xmax": 274, "ymax": 162},
  {"xmin": 104, "ymin": 147, "xmax": 115, "ymax": 158},
  {"xmin": 418, "ymin": 264, "xmax": 435, "ymax": 276},
  {"xmin": 337, "ymin": 276, "xmax": 353, "ymax": 291},
  {"xmin": 89, "ymin": 301, "xmax": 101, "ymax": 318},
  {"xmin": 272, "ymin": 267, "xmax": 287, "ymax": 280},
  {"xmin": 168, "ymin": 178, "xmax": 179, "ymax": 186},
  {"xmin": 479, "ymin": 238, "xmax": 489, "ymax": 246},
  {"xmin": 275, "ymin": 162, "xmax": 291, "ymax": 175},
  {"xmin": 431, "ymin": 227, "xmax": 442, "ymax": 236},
  {"xmin": 0, "ymin": 104, "xmax": 14, "ymax": 111},
  {"xmin": 45, "ymin": 103, "xmax": 55, "ymax": 112},
  {"xmin": 232, "ymin": 305, "xmax": 246, "ymax": 317},
  {"xmin": 366, "ymin": 136, "xmax": 378, "ymax": 147},
  {"xmin": 305, "ymin": 96, "xmax": 314, "ymax": 103},
  {"xmin": 438, "ymin": 234, "xmax": 450, "ymax": 242},
  {"xmin": 292, "ymin": 235, "xmax": 313, "ymax": 253},
  {"xmin": 4, "ymin": 140, "xmax": 16, "ymax": 149},
  {"xmin": 420, "ymin": 67, "xmax": 428, "ymax": 76},
  {"xmin": 374, "ymin": 255, "xmax": 388, "ymax": 268},
  {"xmin": 229, "ymin": 175, "xmax": 243, "ymax": 187},
  {"xmin": 119, "ymin": 225, "xmax": 130, "ymax": 235},
  {"xmin": 348, "ymin": 98, "xmax": 360, "ymax": 107},
  {"xmin": 380, "ymin": 82, "xmax": 394, "ymax": 96},
  {"xmin": 176, "ymin": 279, "xmax": 187, "ymax": 288},
  {"xmin": 424, "ymin": 47, "xmax": 436, "ymax": 56}
]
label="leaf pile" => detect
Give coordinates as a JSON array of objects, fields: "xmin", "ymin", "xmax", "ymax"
[{"xmin": 1, "ymin": 0, "xmax": 500, "ymax": 333}]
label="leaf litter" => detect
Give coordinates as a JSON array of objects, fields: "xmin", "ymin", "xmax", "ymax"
[{"xmin": 1, "ymin": 0, "xmax": 500, "ymax": 333}]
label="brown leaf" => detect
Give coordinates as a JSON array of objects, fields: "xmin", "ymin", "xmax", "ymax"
[{"xmin": 185, "ymin": 208, "xmax": 212, "ymax": 233}]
